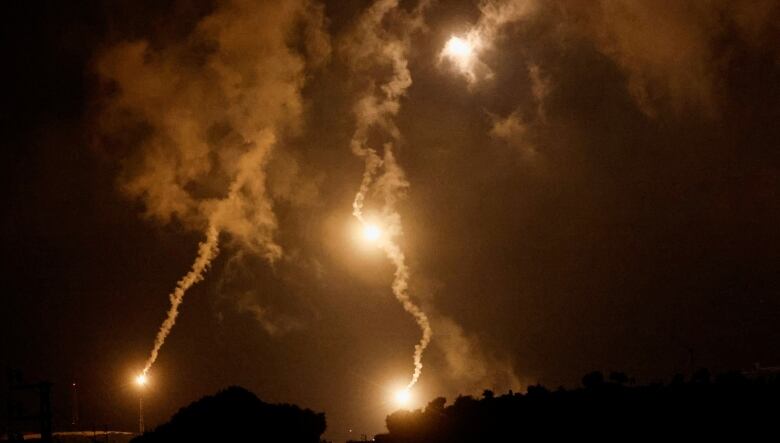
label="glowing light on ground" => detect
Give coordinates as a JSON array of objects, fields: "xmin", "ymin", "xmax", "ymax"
[
  {"xmin": 362, "ymin": 224, "xmax": 382, "ymax": 243},
  {"xmin": 135, "ymin": 374, "xmax": 147, "ymax": 387},
  {"xmin": 394, "ymin": 388, "xmax": 412, "ymax": 408}
]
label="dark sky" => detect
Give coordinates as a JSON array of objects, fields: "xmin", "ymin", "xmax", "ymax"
[{"xmin": 2, "ymin": 0, "xmax": 780, "ymax": 440}]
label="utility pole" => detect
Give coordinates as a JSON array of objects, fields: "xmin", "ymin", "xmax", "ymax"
[
  {"xmin": 139, "ymin": 394, "xmax": 144, "ymax": 434},
  {"xmin": 71, "ymin": 381, "xmax": 79, "ymax": 429},
  {"xmin": 135, "ymin": 373, "xmax": 147, "ymax": 435},
  {"xmin": 6, "ymin": 370, "xmax": 53, "ymax": 443},
  {"xmin": 39, "ymin": 382, "xmax": 51, "ymax": 443}
]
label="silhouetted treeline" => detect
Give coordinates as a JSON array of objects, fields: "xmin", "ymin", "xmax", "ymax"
[
  {"xmin": 376, "ymin": 370, "xmax": 780, "ymax": 442},
  {"xmin": 131, "ymin": 386, "xmax": 325, "ymax": 443}
]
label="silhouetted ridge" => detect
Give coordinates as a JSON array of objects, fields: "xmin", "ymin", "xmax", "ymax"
[
  {"xmin": 132, "ymin": 386, "xmax": 325, "ymax": 443},
  {"xmin": 375, "ymin": 371, "xmax": 780, "ymax": 442}
]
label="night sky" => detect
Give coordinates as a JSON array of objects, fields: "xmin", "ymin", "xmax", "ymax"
[{"xmin": 2, "ymin": 0, "xmax": 780, "ymax": 440}]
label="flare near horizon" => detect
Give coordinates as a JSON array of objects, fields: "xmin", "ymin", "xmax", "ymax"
[{"xmin": 394, "ymin": 388, "xmax": 412, "ymax": 408}]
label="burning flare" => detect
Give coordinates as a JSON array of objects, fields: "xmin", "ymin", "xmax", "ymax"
[
  {"xmin": 394, "ymin": 388, "xmax": 412, "ymax": 408},
  {"xmin": 440, "ymin": 35, "xmax": 480, "ymax": 80},
  {"xmin": 440, "ymin": 0, "xmax": 539, "ymax": 82},
  {"xmin": 443, "ymin": 36, "xmax": 474, "ymax": 63},
  {"xmin": 362, "ymin": 224, "xmax": 383, "ymax": 243}
]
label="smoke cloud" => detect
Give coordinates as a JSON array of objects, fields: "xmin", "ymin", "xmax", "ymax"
[
  {"xmin": 579, "ymin": 0, "xmax": 778, "ymax": 116},
  {"xmin": 410, "ymin": 276, "xmax": 522, "ymax": 395},
  {"xmin": 433, "ymin": 316, "xmax": 521, "ymax": 393},
  {"xmin": 96, "ymin": 0, "xmax": 330, "ymax": 373}
]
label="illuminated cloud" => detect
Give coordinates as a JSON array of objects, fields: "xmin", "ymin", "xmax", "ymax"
[
  {"xmin": 97, "ymin": 0, "xmax": 330, "ymax": 257},
  {"xmin": 559, "ymin": 0, "xmax": 779, "ymax": 116}
]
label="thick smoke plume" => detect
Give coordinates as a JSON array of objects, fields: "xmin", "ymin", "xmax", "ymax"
[
  {"xmin": 97, "ymin": 0, "xmax": 330, "ymax": 373},
  {"xmin": 344, "ymin": 0, "xmax": 433, "ymax": 389}
]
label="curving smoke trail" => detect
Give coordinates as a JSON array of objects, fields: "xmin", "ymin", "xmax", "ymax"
[
  {"xmin": 345, "ymin": 0, "xmax": 432, "ymax": 390},
  {"xmin": 142, "ymin": 224, "xmax": 219, "ymax": 374},
  {"xmin": 379, "ymin": 206, "xmax": 433, "ymax": 390}
]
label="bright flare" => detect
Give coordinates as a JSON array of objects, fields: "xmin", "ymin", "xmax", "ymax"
[
  {"xmin": 135, "ymin": 374, "xmax": 147, "ymax": 386},
  {"xmin": 362, "ymin": 224, "xmax": 382, "ymax": 243},
  {"xmin": 394, "ymin": 388, "xmax": 412, "ymax": 408},
  {"xmin": 441, "ymin": 35, "xmax": 481, "ymax": 81},
  {"xmin": 443, "ymin": 36, "xmax": 473, "ymax": 61}
]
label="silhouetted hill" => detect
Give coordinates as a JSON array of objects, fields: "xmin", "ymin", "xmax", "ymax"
[
  {"xmin": 131, "ymin": 386, "xmax": 325, "ymax": 443},
  {"xmin": 375, "ymin": 370, "xmax": 780, "ymax": 442}
]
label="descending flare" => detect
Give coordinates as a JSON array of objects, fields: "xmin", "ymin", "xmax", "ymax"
[
  {"xmin": 141, "ymin": 224, "xmax": 220, "ymax": 375},
  {"xmin": 352, "ymin": 211, "xmax": 432, "ymax": 391},
  {"xmin": 346, "ymin": 0, "xmax": 432, "ymax": 393},
  {"xmin": 100, "ymin": 0, "xmax": 327, "ymax": 383}
]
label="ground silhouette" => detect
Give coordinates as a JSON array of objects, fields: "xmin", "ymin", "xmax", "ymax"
[
  {"xmin": 374, "ymin": 370, "xmax": 780, "ymax": 442},
  {"xmin": 131, "ymin": 386, "xmax": 325, "ymax": 443}
]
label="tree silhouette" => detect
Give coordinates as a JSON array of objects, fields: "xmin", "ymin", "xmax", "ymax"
[
  {"xmin": 131, "ymin": 386, "xmax": 325, "ymax": 443},
  {"xmin": 374, "ymin": 370, "xmax": 780, "ymax": 442},
  {"xmin": 581, "ymin": 371, "xmax": 604, "ymax": 388},
  {"xmin": 609, "ymin": 371, "xmax": 629, "ymax": 385}
]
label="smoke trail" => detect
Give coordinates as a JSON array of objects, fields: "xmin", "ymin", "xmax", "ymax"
[
  {"xmin": 142, "ymin": 224, "xmax": 219, "ymax": 374},
  {"xmin": 345, "ymin": 0, "xmax": 433, "ymax": 389},
  {"xmin": 380, "ymin": 215, "xmax": 433, "ymax": 389},
  {"xmin": 350, "ymin": 134, "xmax": 382, "ymax": 223}
]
